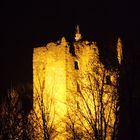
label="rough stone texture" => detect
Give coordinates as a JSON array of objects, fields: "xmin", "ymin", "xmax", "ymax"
[{"xmin": 32, "ymin": 30, "xmax": 122, "ymax": 139}]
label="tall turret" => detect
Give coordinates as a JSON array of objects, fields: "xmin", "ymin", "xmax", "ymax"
[{"xmin": 117, "ymin": 38, "xmax": 123, "ymax": 65}]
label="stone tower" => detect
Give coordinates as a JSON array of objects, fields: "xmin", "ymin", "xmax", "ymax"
[{"xmin": 32, "ymin": 27, "xmax": 123, "ymax": 140}]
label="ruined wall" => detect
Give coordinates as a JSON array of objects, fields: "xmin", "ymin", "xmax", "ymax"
[
  {"xmin": 33, "ymin": 37, "xmax": 69, "ymax": 139},
  {"xmin": 32, "ymin": 29, "xmax": 123, "ymax": 139}
]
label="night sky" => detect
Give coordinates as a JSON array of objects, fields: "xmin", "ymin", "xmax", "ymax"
[{"xmin": 1, "ymin": 0, "xmax": 140, "ymax": 139}]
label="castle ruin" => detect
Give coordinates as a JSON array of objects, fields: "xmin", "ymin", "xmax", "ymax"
[{"xmin": 32, "ymin": 26, "xmax": 123, "ymax": 140}]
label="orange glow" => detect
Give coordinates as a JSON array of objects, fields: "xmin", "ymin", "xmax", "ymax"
[
  {"xmin": 117, "ymin": 38, "xmax": 123, "ymax": 64},
  {"xmin": 32, "ymin": 29, "xmax": 122, "ymax": 139}
]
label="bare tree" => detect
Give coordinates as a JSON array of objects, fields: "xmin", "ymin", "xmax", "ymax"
[
  {"xmin": 0, "ymin": 87, "xmax": 24, "ymax": 139},
  {"xmin": 0, "ymin": 84, "xmax": 34, "ymax": 140},
  {"xmin": 65, "ymin": 65, "xmax": 120, "ymax": 140},
  {"xmin": 29, "ymin": 77, "xmax": 59, "ymax": 140}
]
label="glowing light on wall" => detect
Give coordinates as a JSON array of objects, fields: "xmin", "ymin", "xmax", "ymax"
[{"xmin": 32, "ymin": 27, "xmax": 122, "ymax": 139}]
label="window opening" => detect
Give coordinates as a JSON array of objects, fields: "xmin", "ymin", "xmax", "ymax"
[
  {"xmin": 106, "ymin": 75, "xmax": 111, "ymax": 85},
  {"xmin": 74, "ymin": 61, "xmax": 79, "ymax": 70}
]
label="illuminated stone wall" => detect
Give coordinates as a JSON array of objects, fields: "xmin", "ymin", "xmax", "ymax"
[
  {"xmin": 33, "ymin": 28, "xmax": 123, "ymax": 139},
  {"xmin": 33, "ymin": 37, "xmax": 68, "ymax": 139}
]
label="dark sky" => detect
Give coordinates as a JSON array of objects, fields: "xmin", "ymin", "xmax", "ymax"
[
  {"xmin": 1, "ymin": 0, "xmax": 140, "ymax": 138},
  {"xmin": 2, "ymin": 1, "xmax": 139, "ymax": 45},
  {"xmin": 1, "ymin": 1, "xmax": 139, "ymax": 45},
  {"xmin": 1, "ymin": 1, "xmax": 139, "ymax": 87}
]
